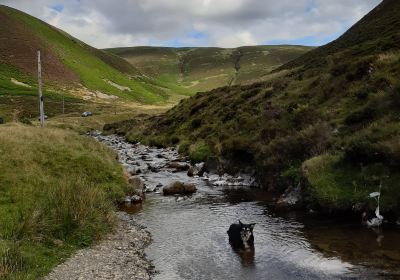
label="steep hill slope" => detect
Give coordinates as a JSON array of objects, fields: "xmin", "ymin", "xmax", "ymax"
[
  {"xmin": 280, "ymin": 0, "xmax": 400, "ymax": 71},
  {"xmin": 111, "ymin": 0, "xmax": 400, "ymax": 216},
  {"xmin": 105, "ymin": 45, "xmax": 312, "ymax": 93},
  {"xmin": 0, "ymin": 5, "xmax": 171, "ymax": 104}
]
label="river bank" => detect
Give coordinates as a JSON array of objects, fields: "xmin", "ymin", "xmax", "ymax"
[{"xmin": 45, "ymin": 212, "xmax": 153, "ymax": 280}]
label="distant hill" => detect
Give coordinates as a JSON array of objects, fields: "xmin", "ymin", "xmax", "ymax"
[
  {"xmin": 105, "ymin": 45, "xmax": 312, "ymax": 93},
  {"xmin": 112, "ymin": 0, "xmax": 400, "ymax": 215},
  {"xmin": 0, "ymin": 5, "xmax": 174, "ymax": 104}
]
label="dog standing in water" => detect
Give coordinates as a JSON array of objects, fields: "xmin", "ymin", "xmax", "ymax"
[{"xmin": 227, "ymin": 220, "xmax": 256, "ymax": 249}]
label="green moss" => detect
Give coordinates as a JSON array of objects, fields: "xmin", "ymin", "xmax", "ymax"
[{"xmin": 189, "ymin": 141, "xmax": 211, "ymax": 163}]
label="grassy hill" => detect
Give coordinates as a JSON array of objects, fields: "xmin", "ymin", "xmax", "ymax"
[
  {"xmin": 105, "ymin": 45, "xmax": 312, "ymax": 93},
  {"xmin": 111, "ymin": 0, "xmax": 400, "ymax": 216},
  {"xmin": 0, "ymin": 5, "xmax": 177, "ymax": 108}
]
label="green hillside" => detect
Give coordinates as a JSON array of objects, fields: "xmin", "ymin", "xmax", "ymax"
[
  {"xmin": 0, "ymin": 5, "xmax": 175, "ymax": 106},
  {"xmin": 111, "ymin": 0, "xmax": 400, "ymax": 215},
  {"xmin": 105, "ymin": 45, "xmax": 312, "ymax": 93}
]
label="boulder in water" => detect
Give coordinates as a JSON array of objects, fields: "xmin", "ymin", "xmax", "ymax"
[
  {"xmin": 187, "ymin": 162, "xmax": 205, "ymax": 177},
  {"xmin": 163, "ymin": 181, "xmax": 197, "ymax": 195},
  {"xmin": 128, "ymin": 176, "xmax": 145, "ymax": 195},
  {"xmin": 167, "ymin": 162, "xmax": 190, "ymax": 172},
  {"xmin": 123, "ymin": 195, "xmax": 143, "ymax": 204},
  {"xmin": 145, "ymin": 183, "xmax": 162, "ymax": 193}
]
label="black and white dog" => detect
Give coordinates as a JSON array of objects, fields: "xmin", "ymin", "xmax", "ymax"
[{"xmin": 227, "ymin": 220, "xmax": 256, "ymax": 249}]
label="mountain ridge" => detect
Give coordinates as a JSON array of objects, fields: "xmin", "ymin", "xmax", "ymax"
[{"xmin": 105, "ymin": 45, "xmax": 313, "ymax": 93}]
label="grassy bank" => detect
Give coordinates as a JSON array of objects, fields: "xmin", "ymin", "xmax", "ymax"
[
  {"xmin": 303, "ymin": 153, "xmax": 400, "ymax": 214},
  {"xmin": 0, "ymin": 124, "xmax": 128, "ymax": 279}
]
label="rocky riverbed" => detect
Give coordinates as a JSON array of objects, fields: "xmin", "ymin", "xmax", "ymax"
[
  {"xmin": 93, "ymin": 132, "xmax": 258, "ymax": 197},
  {"xmin": 45, "ymin": 212, "xmax": 153, "ymax": 280}
]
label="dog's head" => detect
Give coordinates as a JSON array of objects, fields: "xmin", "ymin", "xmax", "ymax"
[{"xmin": 238, "ymin": 220, "xmax": 255, "ymax": 242}]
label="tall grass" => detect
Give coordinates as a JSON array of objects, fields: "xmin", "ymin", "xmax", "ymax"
[
  {"xmin": 0, "ymin": 124, "xmax": 128, "ymax": 279},
  {"xmin": 0, "ymin": 244, "xmax": 25, "ymax": 279}
]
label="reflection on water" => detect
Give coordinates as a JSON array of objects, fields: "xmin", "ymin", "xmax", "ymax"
[
  {"xmin": 130, "ymin": 185, "xmax": 400, "ymax": 280},
  {"xmin": 119, "ymin": 202, "xmax": 143, "ymax": 215},
  {"xmin": 232, "ymin": 247, "xmax": 255, "ymax": 267}
]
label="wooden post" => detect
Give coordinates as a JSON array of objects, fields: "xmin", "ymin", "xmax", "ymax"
[{"xmin": 38, "ymin": 50, "xmax": 45, "ymax": 127}]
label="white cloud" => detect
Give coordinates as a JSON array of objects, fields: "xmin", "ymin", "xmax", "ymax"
[
  {"xmin": 0, "ymin": 0, "xmax": 382, "ymax": 48},
  {"xmin": 215, "ymin": 31, "xmax": 258, "ymax": 47}
]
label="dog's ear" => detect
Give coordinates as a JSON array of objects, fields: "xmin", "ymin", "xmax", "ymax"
[
  {"xmin": 249, "ymin": 223, "xmax": 256, "ymax": 230},
  {"xmin": 238, "ymin": 220, "xmax": 243, "ymax": 227}
]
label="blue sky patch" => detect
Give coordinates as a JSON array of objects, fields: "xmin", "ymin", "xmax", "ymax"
[
  {"xmin": 266, "ymin": 28, "xmax": 348, "ymax": 47},
  {"xmin": 187, "ymin": 31, "xmax": 207, "ymax": 40},
  {"xmin": 49, "ymin": 4, "xmax": 64, "ymax": 13}
]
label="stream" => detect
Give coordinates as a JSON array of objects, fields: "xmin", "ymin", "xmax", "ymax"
[{"xmin": 94, "ymin": 134, "xmax": 400, "ymax": 280}]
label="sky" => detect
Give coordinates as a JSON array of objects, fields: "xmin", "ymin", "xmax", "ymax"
[{"xmin": 0, "ymin": 0, "xmax": 381, "ymax": 49}]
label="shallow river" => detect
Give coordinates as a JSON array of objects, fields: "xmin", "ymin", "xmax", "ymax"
[{"xmin": 95, "ymin": 134, "xmax": 400, "ymax": 280}]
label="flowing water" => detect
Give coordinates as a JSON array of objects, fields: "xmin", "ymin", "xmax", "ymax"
[{"xmin": 94, "ymin": 134, "xmax": 400, "ymax": 280}]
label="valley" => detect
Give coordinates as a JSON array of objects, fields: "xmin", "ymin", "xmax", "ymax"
[
  {"xmin": 106, "ymin": 45, "xmax": 312, "ymax": 93},
  {"xmin": 115, "ymin": 0, "xmax": 400, "ymax": 217},
  {"xmin": 0, "ymin": 0, "xmax": 399, "ymax": 279}
]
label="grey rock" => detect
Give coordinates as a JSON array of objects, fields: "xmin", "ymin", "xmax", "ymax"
[
  {"xmin": 276, "ymin": 183, "xmax": 303, "ymax": 209},
  {"xmin": 167, "ymin": 162, "xmax": 190, "ymax": 172},
  {"xmin": 128, "ymin": 176, "xmax": 145, "ymax": 194}
]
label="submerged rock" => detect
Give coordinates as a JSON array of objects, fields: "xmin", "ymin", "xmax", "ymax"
[
  {"xmin": 130, "ymin": 195, "xmax": 143, "ymax": 203},
  {"xmin": 167, "ymin": 162, "xmax": 190, "ymax": 172},
  {"xmin": 146, "ymin": 163, "xmax": 160, "ymax": 172},
  {"xmin": 276, "ymin": 183, "xmax": 303, "ymax": 209},
  {"xmin": 121, "ymin": 195, "xmax": 143, "ymax": 204},
  {"xmin": 187, "ymin": 162, "xmax": 205, "ymax": 177},
  {"xmin": 145, "ymin": 183, "xmax": 162, "ymax": 193},
  {"xmin": 213, "ymin": 180, "xmax": 227, "ymax": 186},
  {"xmin": 163, "ymin": 181, "xmax": 197, "ymax": 195}
]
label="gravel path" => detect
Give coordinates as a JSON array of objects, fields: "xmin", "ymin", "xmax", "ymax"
[{"xmin": 45, "ymin": 212, "xmax": 153, "ymax": 280}]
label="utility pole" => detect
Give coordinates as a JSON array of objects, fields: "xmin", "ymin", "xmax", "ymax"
[
  {"xmin": 38, "ymin": 50, "xmax": 45, "ymax": 127},
  {"xmin": 62, "ymin": 94, "xmax": 65, "ymax": 122}
]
